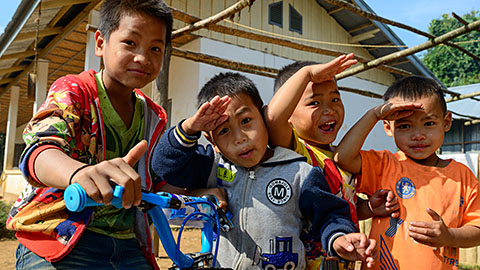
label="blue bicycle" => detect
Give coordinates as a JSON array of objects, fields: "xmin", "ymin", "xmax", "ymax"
[{"xmin": 64, "ymin": 183, "xmax": 233, "ymax": 270}]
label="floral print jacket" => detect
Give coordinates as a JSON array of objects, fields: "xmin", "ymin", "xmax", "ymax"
[{"xmin": 6, "ymin": 70, "xmax": 167, "ymax": 268}]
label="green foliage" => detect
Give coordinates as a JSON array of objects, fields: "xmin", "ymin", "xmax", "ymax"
[
  {"xmin": 0, "ymin": 200, "xmax": 15, "ymax": 240},
  {"xmin": 460, "ymin": 264, "xmax": 480, "ymax": 270},
  {"xmin": 421, "ymin": 10, "xmax": 480, "ymax": 87}
]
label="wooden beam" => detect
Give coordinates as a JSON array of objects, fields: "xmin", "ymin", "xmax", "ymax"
[
  {"xmin": 0, "ymin": 66, "xmax": 26, "ymax": 75},
  {"xmin": 0, "ymin": 78, "xmax": 14, "ymax": 85},
  {"xmin": 172, "ymin": 0, "xmax": 255, "ymax": 39},
  {"xmin": 338, "ymin": 86, "xmax": 382, "ymax": 98},
  {"xmin": 328, "ymin": 7, "xmax": 344, "ymax": 15},
  {"xmin": 348, "ymin": 28, "xmax": 380, "ymax": 43},
  {"xmin": 0, "ymin": 50, "xmax": 35, "ymax": 60},
  {"xmin": 171, "ymin": 47, "xmax": 277, "ymax": 78},
  {"xmin": 366, "ymin": 41, "xmax": 393, "ymax": 51},
  {"xmin": 14, "ymin": 27, "xmax": 63, "ymax": 42},
  {"xmin": 390, "ymin": 59, "xmax": 410, "ymax": 66},
  {"xmin": 0, "ymin": 0, "xmax": 101, "ymax": 97},
  {"xmin": 323, "ymin": 0, "xmax": 480, "ymax": 62},
  {"xmin": 41, "ymin": 0, "xmax": 93, "ymax": 10},
  {"xmin": 465, "ymin": 120, "xmax": 480, "ymax": 126},
  {"xmin": 171, "ymin": 48, "xmax": 386, "ymax": 100},
  {"xmin": 446, "ymin": 90, "xmax": 480, "ymax": 102},
  {"xmin": 336, "ymin": 19, "xmax": 480, "ymax": 79},
  {"xmin": 450, "ymin": 111, "xmax": 480, "ymax": 120},
  {"xmin": 452, "ymin": 12, "xmax": 469, "ymax": 25},
  {"xmin": 171, "ymin": 8, "xmax": 411, "ymax": 77},
  {"xmin": 50, "ymin": 47, "xmax": 86, "ymax": 77},
  {"xmin": 348, "ymin": 22, "xmax": 374, "ymax": 33}
]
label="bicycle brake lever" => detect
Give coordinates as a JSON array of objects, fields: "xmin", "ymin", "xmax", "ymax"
[{"xmin": 203, "ymin": 195, "xmax": 234, "ymax": 232}]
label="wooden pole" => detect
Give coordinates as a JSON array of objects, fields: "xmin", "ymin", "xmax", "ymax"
[
  {"xmin": 338, "ymin": 86, "xmax": 382, "ymax": 99},
  {"xmin": 170, "ymin": 8, "xmax": 411, "ymax": 77},
  {"xmin": 172, "ymin": 0, "xmax": 255, "ymax": 39},
  {"xmin": 336, "ymin": 19, "xmax": 480, "ymax": 79},
  {"xmin": 452, "ymin": 12, "xmax": 469, "ymax": 25},
  {"xmin": 171, "ymin": 48, "xmax": 278, "ymax": 78},
  {"xmin": 323, "ymin": 0, "xmax": 480, "ymax": 62},
  {"xmin": 446, "ymin": 91, "xmax": 480, "ymax": 103},
  {"xmin": 170, "ymin": 48, "xmax": 386, "ymax": 99}
]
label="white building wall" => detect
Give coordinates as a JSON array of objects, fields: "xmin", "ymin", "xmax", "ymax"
[{"xmin": 169, "ymin": 38, "xmax": 396, "ymax": 152}]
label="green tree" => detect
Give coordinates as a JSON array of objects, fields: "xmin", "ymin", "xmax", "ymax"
[{"xmin": 422, "ymin": 10, "xmax": 480, "ymax": 87}]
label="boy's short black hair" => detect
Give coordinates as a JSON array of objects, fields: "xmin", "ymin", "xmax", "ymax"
[
  {"xmin": 99, "ymin": 0, "xmax": 173, "ymax": 46},
  {"xmin": 383, "ymin": 75, "xmax": 447, "ymax": 114},
  {"xmin": 273, "ymin": 61, "xmax": 318, "ymax": 93},
  {"xmin": 198, "ymin": 72, "xmax": 264, "ymax": 112}
]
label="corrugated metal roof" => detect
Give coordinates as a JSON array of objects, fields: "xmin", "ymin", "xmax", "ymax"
[{"xmin": 447, "ymin": 83, "xmax": 480, "ymax": 119}]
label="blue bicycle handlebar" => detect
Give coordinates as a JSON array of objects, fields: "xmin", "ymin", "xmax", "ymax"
[
  {"xmin": 64, "ymin": 183, "xmax": 232, "ymax": 269},
  {"xmin": 64, "ymin": 184, "xmax": 177, "ymax": 212}
]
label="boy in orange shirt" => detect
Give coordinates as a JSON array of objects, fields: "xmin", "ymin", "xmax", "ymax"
[
  {"xmin": 334, "ymin": 75, "xmax": 480, "ymax": 269},
  {"xmin": 265, "ymin": 55, "xmax": 399, "ymax": 269}
]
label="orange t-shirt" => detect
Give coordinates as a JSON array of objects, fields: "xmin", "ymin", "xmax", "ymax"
[{"xmin": 358, "ymin": 150, "xmax": 480, "ymax": 270}]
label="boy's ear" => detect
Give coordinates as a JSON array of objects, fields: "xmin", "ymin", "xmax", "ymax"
[
  {"xmin": 203, "ymin": 131, "xmax": 221, "ymax": 153},
  {"xmin": 383, "ymin": 120, "xmax": 394, "ymax": 137},
  {"xmin": 443, "ymin": 111, "xmax": 453, "ymax": 132},
  {"xmin": 95, "ymin": 30, "xmax": 105, "ymax": 57}
]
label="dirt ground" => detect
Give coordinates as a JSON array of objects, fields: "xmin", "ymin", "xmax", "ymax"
[{"xmin": 0, "ymin": 229, "xmax": 202, "ymax": 270}]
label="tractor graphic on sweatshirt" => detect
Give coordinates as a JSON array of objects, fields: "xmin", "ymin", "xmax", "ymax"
[{"xmin": 253, "ymin": 236, "xmax": 298, "ymax": 270}]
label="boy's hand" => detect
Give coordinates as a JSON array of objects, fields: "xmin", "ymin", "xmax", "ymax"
[
  {"xmin": 308, "ymin": 53, "xmax": 357, "ymax": 83},
  {"xmin": 71, "ymin": 140, "xmax": 147, "ymax": 209},
  {"xmin": 374, "ymin": 102, "xmax": 423, "ymax": 121},
  {"xmin": 182, "ymin": 95, "xmax": 231, "ymax": 135},
  {"xmin": 369, "ymin": 189, "xmax": 400, "ymax": 218},
  {"xmin": 188, "ymin": 187, "xmax": 228, "ymax": 210},
  {"xmin": 333, "ymin": 233, "xmax": 377, "ymax": 268},
  {"xmin": 409, "ymin": 208, "xmax": 453, "ymax": 247}
]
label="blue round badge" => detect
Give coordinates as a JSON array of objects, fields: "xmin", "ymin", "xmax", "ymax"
[{"xmin": 395, "ymin": 177, "xmax": 416, "ymax": 199}]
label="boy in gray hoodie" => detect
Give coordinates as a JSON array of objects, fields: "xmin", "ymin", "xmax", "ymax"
[{"xmin": 152, "ymin": 71, "xmax": 376, "ymax": 269}]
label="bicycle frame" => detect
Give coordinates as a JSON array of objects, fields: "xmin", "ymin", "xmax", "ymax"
[{"xmin": 64, "ymin": 183, "xmax": 232, "ymax": 269}]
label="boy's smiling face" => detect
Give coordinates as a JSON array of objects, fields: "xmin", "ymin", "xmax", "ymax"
[
  {"xmin": 95, "ymin": 12, "xmax": 167, "ymax": 93},
  {"xmin": 289, "ymin": 80, "xmax": 345, "ymax": 150},
  {"xmin": 383, "ymin": 94, "xmax": 452, "ymax": 165},
  {"xmin": 207, "ymin": 93, "xmax": 271, "ymax": 168}
]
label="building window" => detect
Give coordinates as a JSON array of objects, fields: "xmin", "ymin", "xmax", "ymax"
[
  {"xmin": 269, "ymin": 1, "xmax": 283, "ymax": 27},
  {"xmin": 289, "ymin": 4, "xmax": 302, "ymax": 34}
]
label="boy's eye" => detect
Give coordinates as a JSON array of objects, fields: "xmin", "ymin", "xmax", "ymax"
[
  {"xmin": 332, "ymin": 97, "xmax": 340, "ymax": 102},
  {"xmin": 152, "ymin": 46, "xmax": 162, "ymax": 53},
  {"xmin": 308, "ymin": 101, "xmax": 319, "ymax": 106},
  {"xmin": 241, "ymin": 118, "xmax": 251, "ymax": 125},
  {"xmin": 218, "ymin": 128, "xmax": 229, "ymax": 136},
  {"xmin": 124, "ymin": 40, "xmax": 135, "ymax": 46},
  {"xmin": 425, "ymin": 121, "xmax": 436, "ymax": 127},
  {"xmin": 398, "ymin": 124, "xmax": 410, "ymax": 129}
]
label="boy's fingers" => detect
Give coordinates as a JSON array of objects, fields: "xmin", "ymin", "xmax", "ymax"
[
  {"xmin": 215, "ymin": 115, "xmax": 229, "ymax": 126},
  {"xmin": 366, "ymin": 239, "xmax": 376, "ymax": 255},
  {"xmin": 358, "ymin": 233, "xmax": 367, "ymax": 249},
  {"xmin": 123, "ymin": 140, "xmax": 148, "ymax": 167},
  {"xmin": 426, "ymin": 208, "xmax": 442, "ymax": 222}
]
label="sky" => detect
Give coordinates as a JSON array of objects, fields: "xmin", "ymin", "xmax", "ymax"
[{"xmin": 0, "ymin": 0, "xmax": 478, "ymax": 54}]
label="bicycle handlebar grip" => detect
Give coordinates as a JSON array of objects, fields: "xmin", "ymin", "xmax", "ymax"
[{"xmin": 65, "ymin": 183, "xmax": 124, "ymax": 212}]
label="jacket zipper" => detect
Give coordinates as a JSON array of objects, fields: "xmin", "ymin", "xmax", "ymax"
[{"xmin": 235, "ymin": 168, "xmax": 256, "ymax": 269}]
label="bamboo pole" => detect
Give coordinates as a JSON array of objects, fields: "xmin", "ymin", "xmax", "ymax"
[
  {"xmin": 446, "ymin": 91, "xmax": 480, "ymax": 102},
  {"xmin": 338, "ymin": 86, "xmax": 382, "ymax": 98},
  {"xmin": 171, "ymin": 48, "xmax": 278, "ymax": 78},
  {"xmin": 323, "ymin": 0, "xmax": 480, "ymax": 62},
  {"xmin": 336, "ymin": 19, "xmax": 480, "ymax": 79},
  {"xmin": 172, "ymin": 0, "xmax": 255, "ymax": 39},
  {"xmin": 452, "ymin": 12, "xmax": 469, "ymax": 25},
  {"xmin": 171, "ymin": 8, "xmax": 411, "ymax": 77},
  {"xmin": 170, "ymin": 48, "xmax": 386, "ymax": 99},
  {"xmin": 451, "ymin": 111, "xmax": 480, "ymax": 120}
]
